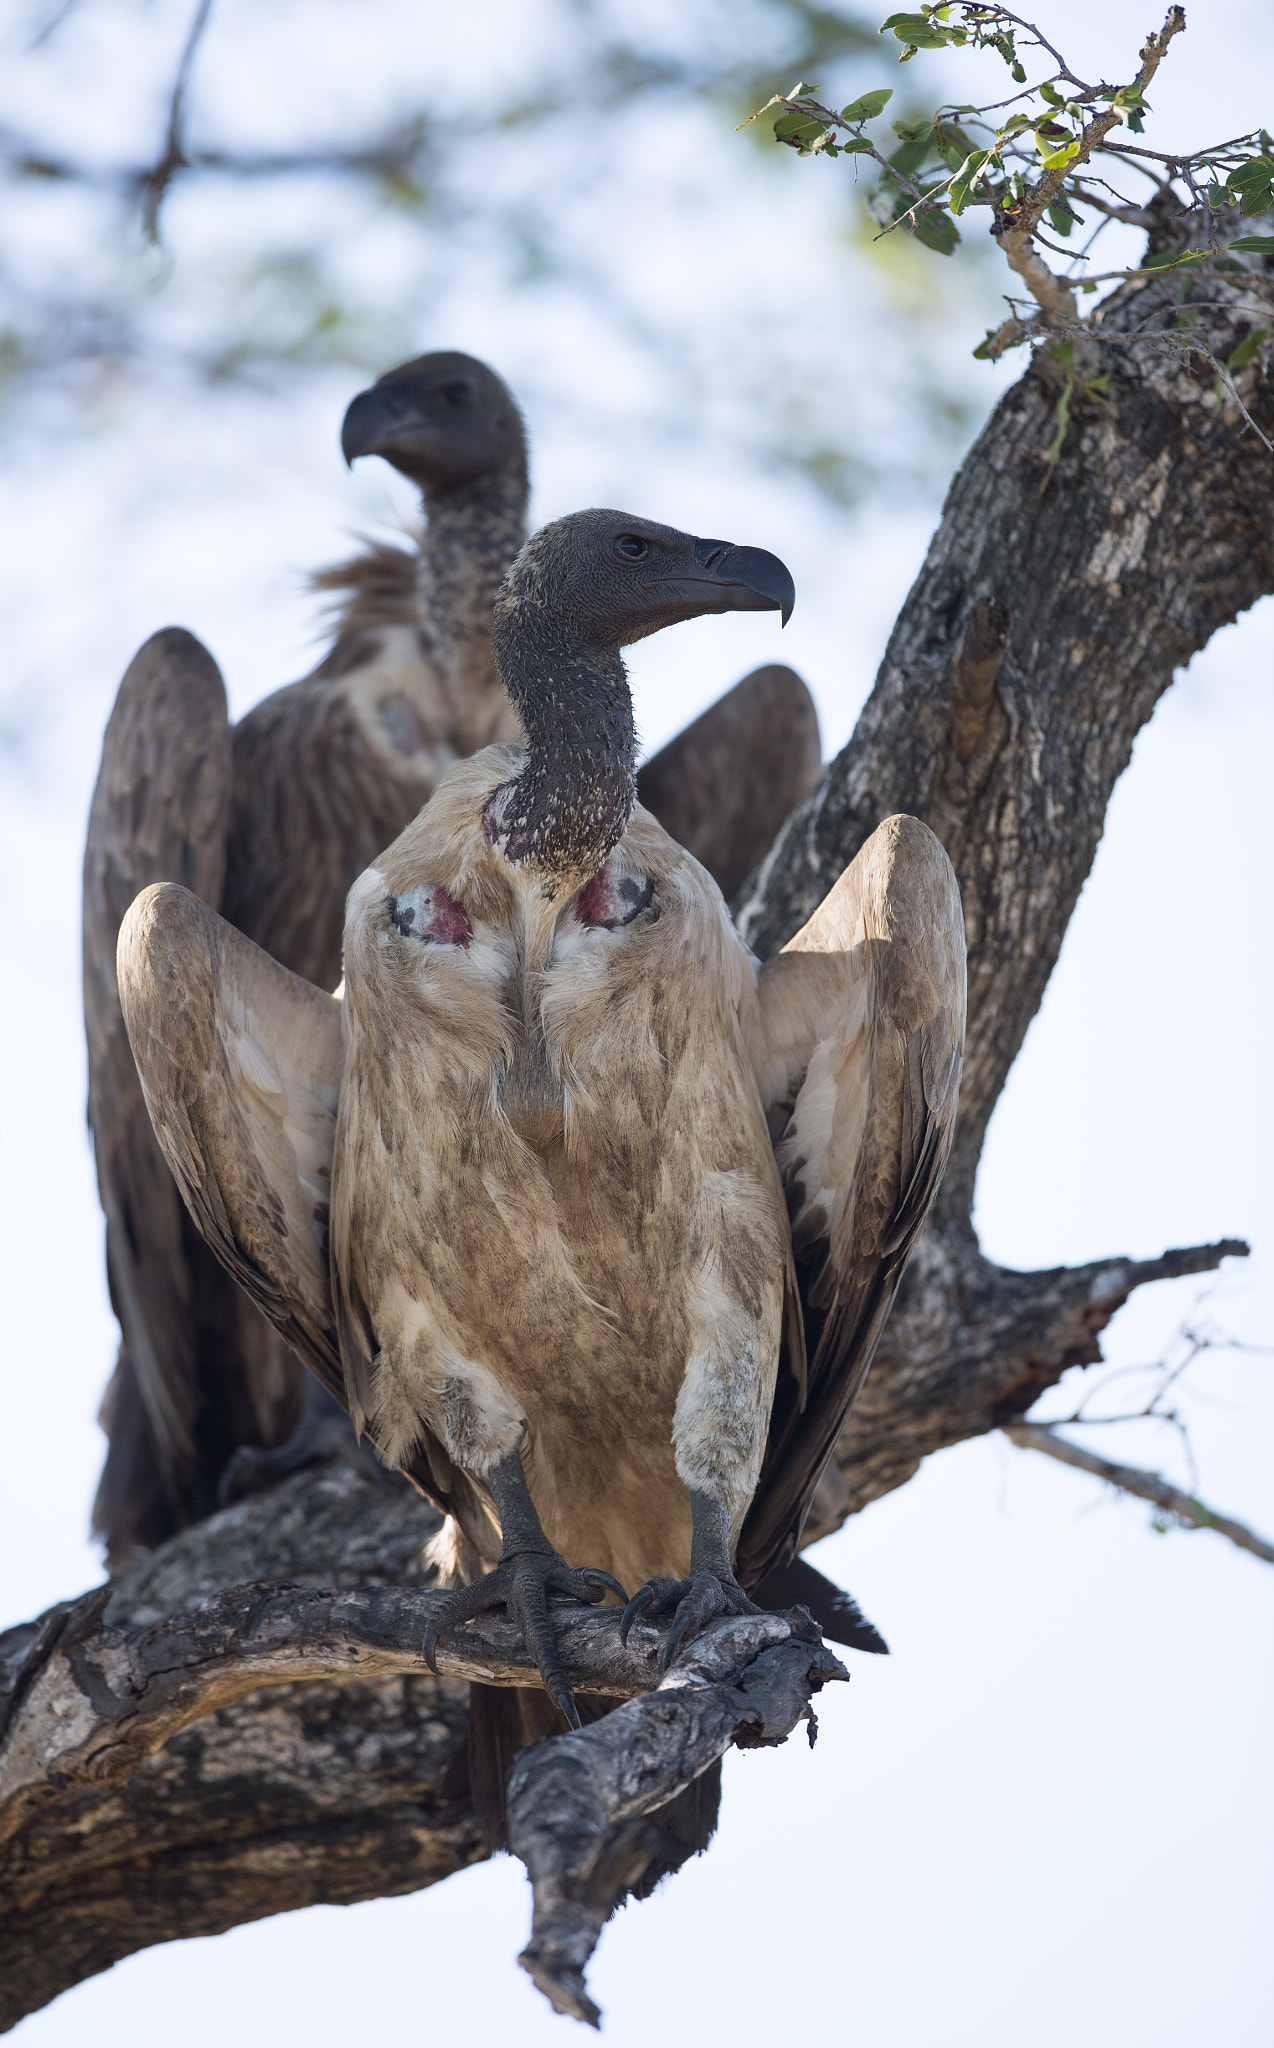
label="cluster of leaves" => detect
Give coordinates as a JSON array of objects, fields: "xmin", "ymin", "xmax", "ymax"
[{"xmin": 748, "ymin": 5, "xmax": 1274, "ymax": 289}]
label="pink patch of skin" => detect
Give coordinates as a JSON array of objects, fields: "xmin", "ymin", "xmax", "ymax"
[
  {"xmin": 428, "ymin": 887, "xmax": 473, "ymax": 948},
  {"xmin": 575, "ymin": 864, "xmax": 653, "ymax": 931},
  {"xmin": 388, "ymin": 886, "xmax": 473, "ymax": 949}
]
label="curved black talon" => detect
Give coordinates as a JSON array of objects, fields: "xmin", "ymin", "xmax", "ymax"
[
  {"xmin": 421, "ymin": 1549, "xmax": 627, "ymax": 1725},
  {"xmin": 618, "ymin": 1581, "xmax": 680, "ymax": 1646}
]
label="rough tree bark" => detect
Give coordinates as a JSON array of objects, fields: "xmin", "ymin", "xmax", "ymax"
[{"xmin": 2, "ymin": 258, "xmax": 1269, "ymax": 2028}]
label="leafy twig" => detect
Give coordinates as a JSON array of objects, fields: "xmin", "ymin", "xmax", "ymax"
[{"xmin": 747, "ymin": 4, "xmax": 1274, "ymax": 406}]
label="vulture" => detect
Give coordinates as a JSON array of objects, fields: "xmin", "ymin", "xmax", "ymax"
[
  {"xmin": 117, "ymin": 508, "xmax": 966, "ymax": 1856},
  {"xmin": 86, "ymin": 358, "xmax": 822, "ymax": 1567}
]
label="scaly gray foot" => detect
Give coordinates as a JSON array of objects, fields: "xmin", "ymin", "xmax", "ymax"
[
  {"xmin": 619, "ymin": 1568, "xmax": 762, "ymax": 1673},
  {"xmin": 422, "ymin": 1549, "xmax": 627, "ymax": 1727}
]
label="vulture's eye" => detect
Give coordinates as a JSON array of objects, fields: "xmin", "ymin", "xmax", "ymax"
[
  {"xmin": 616, "ymin": 535, "xmax": 648, "ymax": 560},
  {"xmin": 443, "ymin": 382, "xmax": 470, "ymax": 406}
]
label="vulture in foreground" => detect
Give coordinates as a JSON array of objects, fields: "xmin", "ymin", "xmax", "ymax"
[
  {"xmin": 86, "ymin": 356, "xmax": 823, "ymax": 1566},
  {"xmin": 118, "ymin": 508, "xmax": 966, "ymax": 1860}
]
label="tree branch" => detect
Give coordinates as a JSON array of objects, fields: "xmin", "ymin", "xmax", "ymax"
[
  {"xmin": 812, "ymin": 1239, "xmax": 1250, "ymax": 1531},
  {"xmin": 0, "ymin": 1465, "xmax": 838, "ymax": 2030},
  {"xmin": 1002, "ymin": 1423, "xmax": 1274, "ymax": 1563},
  {"xmin": 0, "ymin": 1581, "xmax": 735, "ymax": 1837},
  {"xmin": 511, "ymin": 1620, "xmax": 844, "ymax": 2027}
]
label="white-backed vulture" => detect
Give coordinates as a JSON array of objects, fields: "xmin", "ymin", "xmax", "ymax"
[
  {"xmin": 86, "ymin": 353, "xmax": 531, "ymax": 1563},
  {"xmin": 87, "ymin": 362, "xmax": 823, "ymax": 1568},
  {"xmin": 117, "ymin": 507, "xmax": 966, "ymax": 1850}
]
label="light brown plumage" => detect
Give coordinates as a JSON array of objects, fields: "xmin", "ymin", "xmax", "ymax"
[
  {"xmin": 116, "ymin": 512, "xmax": 965, "ymax": 1654},
  {"xmin": 332, "ymin": 759, "xmax": 793, "ymax": 1592}
]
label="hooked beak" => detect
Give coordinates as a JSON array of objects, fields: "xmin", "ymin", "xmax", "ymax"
[
  {"xmin": 672, "ymin": 537, "xmax": 796, "ymax": 626},
  {"xmin": 341, "ymin": 379, "xmax": 424, "ymax": 467}
]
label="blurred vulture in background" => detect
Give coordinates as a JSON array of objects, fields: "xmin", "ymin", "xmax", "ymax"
[
  {"xmin": 116, "ymin": 507, "xmax": 965, "ymax": 1863},
  {"xmin": 85, "ymin": 352, "xmax": 822, "ymax": 1566}
]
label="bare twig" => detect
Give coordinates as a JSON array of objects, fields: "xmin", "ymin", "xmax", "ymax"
[
  {"xmin": 26, "ymin": 0, "xmax": 82, "ymax": 51},
  {"xmin": 1004, "ymin": 1423, "xmax": 1274, "ymax": 1564},
  {"xmin": 139, "ymin": 0, "xmax": 216, "ymax": 244}
]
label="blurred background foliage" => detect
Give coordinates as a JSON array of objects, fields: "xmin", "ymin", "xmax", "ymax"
[{"xmin": 0, "ymin": 0, "xmax": 1005, "ymax": 510}]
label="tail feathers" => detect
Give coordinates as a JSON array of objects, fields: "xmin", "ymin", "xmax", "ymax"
[
  {"xmin": 91, "ymin": 1347, "xmax": 182, "ymax": 1570},
  {"xmin": 752, "ymin": 1555, "xmax": 889, "ymax": 1654},
  {"xmin": 465, "ymin": 1683, "xmax": 721, "ymax": 1900},
  {"xmin": 625, "ymin": 1760, "xmax": 721, "ymax": 1902}
]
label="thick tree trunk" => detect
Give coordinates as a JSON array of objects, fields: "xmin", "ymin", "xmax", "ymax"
[
  {"xmin": 3, "ymin": 261, "xmax": 1269, "ymax": 2026},
  {"xmin": 737, "ymin": 261, "xmax": 1272, "ymax": 1530}
]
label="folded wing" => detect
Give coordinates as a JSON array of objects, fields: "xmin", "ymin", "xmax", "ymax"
[
  {"xmin": 83, "ymin": 630, "xmax": 233, "ymax": 1545},
  {"xmin": 737, "ymin": 814, "xmax": 966, "ymax": 1588},
  {"xmin": 116, "ymin": 883, "xmax": 482, "ymax": 1536},
  {"xmin": 636, "ymin": 663, "xmax": 820, "ymax": 899},
  {"xmin": 116, "ymin": 883, "xmax": 346, "ymax": 1404}
]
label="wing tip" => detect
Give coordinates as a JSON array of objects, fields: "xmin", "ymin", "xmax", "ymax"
[{"xmin": 752, "ymin": 1555, "xmax": 889, "ymax": 1655}]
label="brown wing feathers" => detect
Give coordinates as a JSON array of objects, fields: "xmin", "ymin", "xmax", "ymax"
[
  {"xmin": 116, "ymin": 883, "xmax": 346, "ymax": 1404},
  {"xmin": 83, "ymin": 630, "xmax": 236, "ymax": 1552},
  {"xmin": 636, "ymin": 662, "xmax": 821, "ymax": 901},
  {"xmin": 737, "ymin": 815, "xmax": 965, "ymax": 1590}
]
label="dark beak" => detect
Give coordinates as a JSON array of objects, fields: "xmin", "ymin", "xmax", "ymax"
[
  {"xmin": 676, "ymin": 537, "xmax": 796, "ymax": 626},
  {"xmin": 341, "ymin": 379, "xmax": 421, "ymax": 466}
]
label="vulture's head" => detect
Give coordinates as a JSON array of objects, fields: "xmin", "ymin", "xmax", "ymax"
[
  {"xmin": 492, "ymin": 509, "xmax": 795, "ymax": 658},
  {"xmin": 485, "ymin": 511, "xmax": 795, "ymax": 885},
  {"xmin": 341, "ymin": 351, "xmax": 527, "ymax": 493}
]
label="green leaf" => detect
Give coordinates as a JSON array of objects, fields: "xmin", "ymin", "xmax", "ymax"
[
  {"xmin": 774, "ymin": 112, "xmax": 826, "ymax": 142},
  {"xmin": 1039, "ymin": 139, "xmax": 1080, "ymax": 169},
  {"xmin": 1039, "ymin": 80, "xmax": 1064, "ymax": 107},
  {"xmin": 840, "ymin": 88, "xmax": 893, "ymax": 123},
  {"xmin": 879, "ymin": 12, "xmax": 960, "ymax": 54},
  {"xmin": 948, "ymin": 148, "xmax": 991, "ymax": 215},
  {"xmin": 839, "ymin": 136, "xmax": 877, "ymax": 154},
  {"xmin": 912, "ymin": 206, "xmax": 961, "ymax": 254},
  {"xmin": 1229, "ymin": 235, "xmax": 1274, "ymax": 253},
  {"xmin": 1011, "ymin": 60, "xmax": 1026, "ymax": 83},
  {"xmin": 1227, "ymin": 325, "xmax": 1268, "ymax": 368},
  {"xmin": 1047, "ymin": 197, "xmax": 1078, "ymax": 237},
  {"xmin": 1141, "ymin": 247, "xmax": 1206, "ymax": 270},
  {"xmin": 888, "ymin": 123, "xmax": 935, "ymax": 179},
  {"xmin": 1226, "ymin": 157, "xmax": 1274, "ymax": 215}
]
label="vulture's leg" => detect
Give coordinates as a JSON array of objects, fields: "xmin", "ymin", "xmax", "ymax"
[
  {"xmin": 421, "ymin": 1449, "xmax": 627, "ymax": 1729},
  {"xmin": 217, "ymin": 1380, "xmax": 388, "ymax": 1506},
  {"xmin": 620, "ymin": 1492, "xmax": 764, "ymax": 1674}
]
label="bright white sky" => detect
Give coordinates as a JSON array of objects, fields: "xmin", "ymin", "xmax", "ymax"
[{"xmin": 0, "ymin": 2, "xmax": 1270, "ymax": 2043}]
